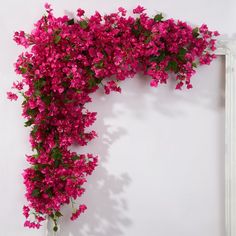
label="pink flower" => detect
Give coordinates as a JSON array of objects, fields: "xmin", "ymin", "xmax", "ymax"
[
  {"xmin": 7, "ymin": 92, "xmax": 18, "ymax": 101},
  {"xmin": 44, "ymin": 3, "xmax": 51, "ymax": 10},
  {"xmin": 104, "ymin": 81, "xmax": 121, "ymax": 94},
  {"xmin": 133, "ymin": 5, "xmax": 145, "ymax": 14},
  {"xmin": 24, "ymin": 220, "xmax": 40, "ymax": 229},
  {"xmin": 187, "ymin": 83, "xmax": 193, "ymax": 89},
  {"xmin": 77, "ymin": 8, "xmax": 85, "ymax": 17},
  {"xmin": 213, "ymin": 31, "xmax": 220, "ymax": 36},
  {"xmin": 175, "ymin": 82, "xmax": 184, "ymax": 90},
  {"xmin": 118, "ymin": 7, "xmax": 126, "ymax": 16},
  {"xmin": 150, "ymin": 79, "xmax": 158, "ymax": 87},
  {"xmin": 23, "ymin": 205, "xmax": 30, "ymax": 218},
  {"xmin": 13, "ymin": 31, "xmax": 29, "ymax": 48},
  {"xmin": 70, "ymin": 204, "xmax": 87, "ymax": 221},
  {"xmin": 12, "ymin": 81, "xmax": 24, "ymax": 90}
]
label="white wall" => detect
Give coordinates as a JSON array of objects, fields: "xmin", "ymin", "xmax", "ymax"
[{"xmin": 0, "ymin": 1, "xmax": 234, "ymax": 236}]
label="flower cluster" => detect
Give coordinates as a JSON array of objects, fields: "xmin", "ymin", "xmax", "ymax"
[
  {"xmin": 70, "ymin": 204, "xmax": 87, "ymax": 221},
  {"xmin": 8, "ymin": 4, "xmax": 218, "ymax": 232}
]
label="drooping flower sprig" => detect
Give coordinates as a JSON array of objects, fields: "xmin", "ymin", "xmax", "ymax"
[{"xmin": 8, "ymin": 4, "xmax": 219, "ymax": 232}]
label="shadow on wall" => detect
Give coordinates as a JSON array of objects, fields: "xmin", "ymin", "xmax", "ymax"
[
  {"xmin": 51, "ymin": 86, "xmax": 132, "ymax": 236},
  {"xmin": 47, "ymin": 56, "xmax": 225, "ymax": 236}
]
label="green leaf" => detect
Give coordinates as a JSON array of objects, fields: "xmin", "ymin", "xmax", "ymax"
[
  {"xmin": 31, "ymin": 175, "xmax": 42, "ymax": 181},
  {"xmin": 150, "ymin": 51, "xmax": 166, "ymax": 63},
  {"xmin": 26, "ymin": 108, "xmax": 38, "ymax": 117},
  {"xmin": 53, "ymin": 226, "xmax": 58, "ymax": 232},
  {"xmin": 79, "ymin": 20, "xmax": 88, "ymax": 29},
  {"xmin": 34, "ymin": 78, "xmax": 46, "ymax": 90},
  {"xmin": 35, "ymin": 143, "xmax": 43, "ymax": 152},
  {"xmin": 192, "ymin": 27, "xmax": 199, "ymax": 38},
  {"xmin": 31, "ymin": 188, "xmax": 40, "ymax": 197},
  {"xmin": 61, "ymin": 81, "xmax": 70, "ymax": 88},
  {"xmin": 55, "ymin": 211, "xmax": 63, "ymax": 217},
  {"xmin": 20, "ymin": 66, "xmax": 27, "ymax": 74},
  {"xmin": 131, "ymin": 18, "xmax": 143, "ymax": 38},
  {"xmin": 30, "ymin": 125, "xmax": 38, "ymax": 137},
  {"xmin": 24, "ymin": 118, "xmax": 34, "ymax": 127},
  {"xmin": 45, "ymin": 187, "xmax": 54, "ymax": 198},
  {"xmin": 27, "ymin": 63, "xmax": 33, "ymax": 69},
  {"xmin": 41, "ymin": 95, "xmax": 51, "ymax": 105},
  {"xmin": 72, "ymin": 155, "xmax": 80, "ymax": 161},
  {"xmin": 51, "ymin": 147, "xmax": 62, "ymax": 160},
  {"xmin": 192, "ymin": 62, "xmax": 197, "ymax": 68},
  {"xmin": 63, "ymin": 55, "xmax": 71, "ymax": 61},
  {"xmin": 54, "ymin": 159, "xmax": 61, "ymax": 168},
  {"xmin": 33, "ymin": 164, "xmax": 40, "ymax": 171},
  {"xmin": 54, "ymin": 35, "xmax": 61, "ymax": 44},
  {"xmin": 32, "ymin": 153, "xmax": 39, "ymax": 158},
  {"xmin": 166, "ymin": 61, "xmax": 178, "ymax": 72},
  {"xmin": 154, "ymin": 13, "xmax": 164, "ymax": 22},
  {"xmin": 88, "ymin": 77, "xmax": 97, "ymax": 89},
  {"xmin": 177, "ymin": 48, "xmax": 187, "ymax": 61},
  {"xmin": 34, "ymin": 90, "xmax": 41, "ymax": 97},
  {"xmin": 60, "ymin": 176, "xmax": 67, "ymax": 181},
  {"xmin": 94, "ymin": 60, "xmax": 104, "ymax": 68},
  {"xmin": 67, "ymin": 19, "xmax": 74, "ymax": 25}
]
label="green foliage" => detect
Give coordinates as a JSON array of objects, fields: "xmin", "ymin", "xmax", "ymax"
[
  {"xmin": 67, "ymin": 19, "xmax": 75, "ymax": 25},
  {"xmin": 26, "ymin": 108, "xmax": 38, "ymax": 117},
  {"xmin": 20, "ymin": 66, "xmax": 27, "ymax": 74},
  {"xmin": 132, "ymin": 19, "xmax": 143, "ymax": 38},
  {"xmin": 30, "ymin": 125, "xmax": 38, "ymax": 137},
  {"xmin": 55, "ymin": 211, "xmax": 63, "ymax": 217},
  {"xmin": 150, "ymin": 51, "xmax": 166, "ymax": 63},
  {"xmin": 45, "ymin": 187, "xmax": 54, "ymax": 198},
  {"xmin": 192, "ymin": 62, "xmax": 197, "ymax": 68},
  {"xmin": 94, "ymin": 60, "xmax": 104, "ymax": 68},
  {"xmin": 41, "ymin": 94, "xmax": 51, "ymax": 105},
  {"xmin": 24, "ymin": 118, "xmax": 34, "ymax": 127},
  {"xmin": 72, "ymin": 155, "xmax": 80, "ymax": 161},
  {"xmin": 154, "ymin": 13, "xmax": 164, "ymax": 22},
  {"xmin": 51, "ymin": 147, "xmax": 62, "ymax": 160},
  {"xmin": 79, "ymin": 20, "xmax": 88, "ymax": 29},
  {"xmin": 31, "ymin": 188, "xmax": 40, "ymax": 197},
  {"xmin": 165, "ymin": 60, "xmax": 178, "ymax": 72},
  {"xmin": 192, "ymin": 27, "xmax": 199, "ymax": 38},
  {"xmin": 177, "ymin": 47, "xmax": 187, "ymax": 62},
  {"xmin": 34, "ymin": 78, "xmax": 46, "ymax": 90},
  {"xmin": 54, "ymin": 34, "xmax": 61, "ymax": 44}
]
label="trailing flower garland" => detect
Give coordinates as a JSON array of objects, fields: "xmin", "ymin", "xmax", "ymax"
[{"xmin": 8, "ymin": 4, "xmax": 219, "ymax": 232}]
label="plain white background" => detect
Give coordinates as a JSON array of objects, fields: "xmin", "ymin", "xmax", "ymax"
[{"xmin": 0, "ymin": 0, "xmax": 235, "ymax": 235}]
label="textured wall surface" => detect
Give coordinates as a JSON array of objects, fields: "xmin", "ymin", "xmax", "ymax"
[{"xmin": 0, "ymin": 0, "xmax": 235, "ymax": 235}]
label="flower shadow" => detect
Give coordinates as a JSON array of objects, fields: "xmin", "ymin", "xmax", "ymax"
[{"xmin": 48, "ymin": 89, "xmax": 132, "ymax": 236}]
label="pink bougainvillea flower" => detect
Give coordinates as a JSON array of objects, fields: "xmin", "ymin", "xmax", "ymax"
[
  {"xmin": 150, "ymin": 79, "xmax": 159, "ymax": 87},
  {"xmin": 44, "ymin": 3, "xmax": 51, "ymax": 11},
  {"xmin": 77, "ymin": 8, "xmax": 85, "ymax": 17},
  {"xmin": 187, "ymin": 84, "xmax": 193, "ymax": 89},
  {"xmin": 214, "ymin": 31, "xmax": 220, "ymax": 36},
  {"xmin": 23, "ymin": 205, "xmax": 30, "ymax": 218},
  {"xmin": 24, "ymin": 220, "xmax": 40, "ymax": 229},
  {"xmin": 7, "ymin": 92, "xmax": 18, "ymax": 101},
  {"xmin": 133, "ymin": 5, "xmax": 146, "ymax": 14},
  {"xmin": 118, "ymin": 7, "xmax": 126, "ymax": 16},
  {"xmin": 71, "ymin": 205, "xmax": 87, "ymax": 221},
  {"xmin": 175, "ymin": 82, "xmax": 184, "ymax": 90},
  {"xmin": 12, "ymin": 81, "xmax": 24, "ymax": 90}
]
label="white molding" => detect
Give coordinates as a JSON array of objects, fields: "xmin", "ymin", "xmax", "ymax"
[{"xmin": 216, "ymin": 39, "xmax": 236, "ymax": 236}]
